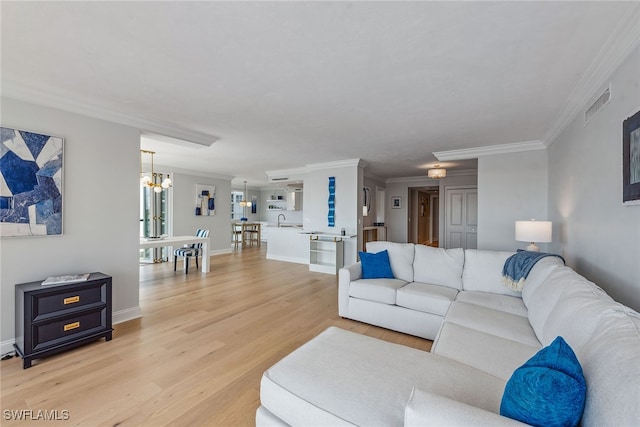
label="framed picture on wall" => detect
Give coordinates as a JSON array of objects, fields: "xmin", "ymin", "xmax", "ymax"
[
  {"xmin": 195, "ymin": 184, "xmax": 216, "ymax": 216},
  {"xmin": 623, "ymin": 109, "xmax": 640, "ymax": 204},
  {"xmin": 0, "ymin": 127, "xmax": 64, "ymax": 237},
  {"xmin": 391, "ymin": 196, "xmax": 402, "ymax": 209}
]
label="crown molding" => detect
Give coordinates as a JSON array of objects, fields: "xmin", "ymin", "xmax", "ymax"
[
  {"xmin": 2, "ymin": 80, "xmax": 220, "ymax": 147},
  {"xmin": 434, "ymin": 140, "xmax": 545, "ymax": 161},
  {"xmin": 266, "ymin": 158, "xmax": 365, "ymax": 181},
  {"xmin": 544, "ymin": 4, "xmax": 640, "ymax": 147},
  {"xmin": 305, "ymin": 158, "xmax": 365, "ymax": 170}
]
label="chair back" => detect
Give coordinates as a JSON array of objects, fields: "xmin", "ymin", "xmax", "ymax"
[{"xmin": 192, "ymin": 229, "xmax": 210, "ymax": 249}]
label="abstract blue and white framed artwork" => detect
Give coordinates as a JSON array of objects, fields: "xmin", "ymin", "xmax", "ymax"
[{"xmin": 0, "ymin": 127, "xmax": 64, "ymax": 237}]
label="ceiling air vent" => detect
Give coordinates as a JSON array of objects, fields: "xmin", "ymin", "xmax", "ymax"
[{"xmin": 584, "ymin": 86, "xmax": 611, "ymax": 124}]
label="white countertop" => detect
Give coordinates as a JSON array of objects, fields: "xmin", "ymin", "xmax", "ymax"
[{"xmin": 299, "ymin": 232, "xmax": 356, "ymax": 239}]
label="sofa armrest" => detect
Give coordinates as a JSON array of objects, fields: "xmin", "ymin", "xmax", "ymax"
[
  {"xmin": 404, "ymin": 387, "xmax": 529, "ymax": 427},
  {"xmin": 338, "ymin": 262, "xmax": 362, "ymax": 317}
]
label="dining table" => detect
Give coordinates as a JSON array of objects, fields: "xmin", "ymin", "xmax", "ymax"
[{"xmin": 139, "ymin": 235, "xmax": 211, "ymax": 272}]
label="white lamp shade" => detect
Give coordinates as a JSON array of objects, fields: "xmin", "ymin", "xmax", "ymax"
[
  {"xmin": 427, "ymin": 168, "xmax": 446, "ymax": 179},
  {"xmin": 515, "ymin": 220, "xmax": 552, "ymax": 243}
]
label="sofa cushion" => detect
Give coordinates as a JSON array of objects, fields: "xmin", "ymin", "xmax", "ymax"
[
  {"xmin": 455, "ymin": 291, "xmax": 528, "ymax": 317},
  {"xmin": 579, "ymin": 305, "xmax": 640, "ymax": 426},
  {"xmin": 500, "ymin": 336, "xmax": 586, "ymax": 427},
  {"xmin": 396, "ymin": 282, "xmax": 458, "ymax": 316},
  {"xmin": 433, "ymin": 322, "xmax": 540, "ymax": 381},
  {"xmin": 349, "ymin": 278, "xmax": 407, "ymax": 305},
  {"xmin": 524, "ymin": 267, "xmax": 612, "ymax": 346},
  {"xmin": 366, "ymin": 241, "xmax": 415, "ymax": 282},
  {"xmin": 413, "ymin": 245, "xmax": 464, "ymax": 290},
  {"xmin": 405, "ymin": 388, "xmax": 528, "ymax": 427},
  {"xmin": 445, "ymin": 301, "xmax": 540, "ymax": 347},
  {"xmin": 261, "ymin": 327, "xmax": 508, "ymax": 427},
  {"xmin": 540, "ymin": 286, "xmax": 617, "ymax": 352},
  {"xmin": 359, "ymin": 250, "xmax": 394, "ymax": 279},
  {"xmin": 462, "ymin": 249, "xmax": 519, "ymax": 297}
]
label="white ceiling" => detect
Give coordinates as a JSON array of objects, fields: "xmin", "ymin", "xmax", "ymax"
[{"xmin": 2, "ymin": 1, "xmax": 637, "ymax": 186}]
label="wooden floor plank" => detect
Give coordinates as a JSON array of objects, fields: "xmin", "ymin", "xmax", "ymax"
[{"xmin": 1, "ymin": 246, "xmax": 431, "ymax": 426}]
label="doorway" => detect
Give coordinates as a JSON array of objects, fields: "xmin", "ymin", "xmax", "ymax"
[{"xmin": 407, "ymin": 186, "xmax": 440, "ymax": 247}]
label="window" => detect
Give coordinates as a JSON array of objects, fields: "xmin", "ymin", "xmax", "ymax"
[{"xmin": 231, "ymin": 191, "xmax": 244, "ymax": 220}]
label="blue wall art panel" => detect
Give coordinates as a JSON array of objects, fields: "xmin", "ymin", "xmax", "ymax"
[
  {"xmin": 195, "ymin": 184, "xmax": 215, "ymax": 216},
  {"xmin": 328, "ymin": 176, "xmax": 335, "ymax": 227},
  {"xmin": 0, "ymin": 127, "xmax": 63, "ymax": 237}
]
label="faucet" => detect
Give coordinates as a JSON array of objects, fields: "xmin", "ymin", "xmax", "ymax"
[{"xmin": 277, "ymin": 214, "xmax": 286, "ymax": 227}]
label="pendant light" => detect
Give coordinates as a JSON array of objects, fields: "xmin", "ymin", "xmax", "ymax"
[
  {"xmin": 240, "ymin": 181, "xmax": 252, "ymax": 208},
  {"xmin": 141, "ymin": 150, "xmax": 171, "ymax": 193}
]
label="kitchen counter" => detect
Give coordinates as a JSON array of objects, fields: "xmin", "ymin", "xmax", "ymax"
[{"xmin": 266, "ymin": 226, "xmax": 309, "ymax": 264}]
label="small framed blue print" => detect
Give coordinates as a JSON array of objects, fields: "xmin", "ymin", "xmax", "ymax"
[{"xmin": 0, "ymin": 127, "xmax": 64, "ymax": 237}]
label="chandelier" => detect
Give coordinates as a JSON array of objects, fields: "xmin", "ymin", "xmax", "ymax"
[
  {"xmin": 427, "ymin": 165, "xmax": 447, "ymax": 179},
  {"xmin": 140, "ymin": 149, "xmax": 172, "ymax": 193},
  {"xmin": 240, "ymin": 181, "xmax": 252, "ymax": 207}
]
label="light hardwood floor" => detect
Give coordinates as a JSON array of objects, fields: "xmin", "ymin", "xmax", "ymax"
[{"xmin": 1, "ymin": 246, "xmax": 431, "ymax": 426}]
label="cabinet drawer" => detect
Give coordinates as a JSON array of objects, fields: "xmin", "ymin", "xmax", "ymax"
[
  {"xmin": 33, "ymin": 282, "xmax": 106, "ymax": 319},
  {"xmin": 32, "ymin": 308, "xmax": 107, "ymax": 351}
]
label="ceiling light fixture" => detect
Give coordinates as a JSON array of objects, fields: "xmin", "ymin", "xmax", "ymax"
[
  {"xmin": 140, "ymin": 149, "xmax": 172, "ymax": 193},
  {"xmin": 240, "ymin": 181, "xmax": 252, "ymax": 208},
  {"xmin": 427, "ymin": 165, "xmax": 447, "ymax": 179}
]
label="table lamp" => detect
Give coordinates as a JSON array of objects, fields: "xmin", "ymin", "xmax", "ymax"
[{"xmin": 515, "ymin": 220, "xmax": 552, "ymax": 252}]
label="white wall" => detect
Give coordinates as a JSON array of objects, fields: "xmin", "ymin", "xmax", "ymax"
[
  {"xmin": 1, "ymin": 97, "xmax": 141, "ymax": 351},
  {"xmin": 302, "ymin": 162, "xmax": 361, "ymax": 266},
  {"xmin": 477, "ymin": 150, "xmax": 548, "ymax": 251},
  {"xmin": 172, "ymin": 172, "xmax": 232, "ymax": 254},
  {"xmin": 548, "ymin": 45, "xmax": 640, "ymax": 311}
]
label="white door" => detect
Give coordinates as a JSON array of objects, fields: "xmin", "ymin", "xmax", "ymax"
[{"xmin": 444, "ymin": 187, "xmax": 477, "ymax": 249}]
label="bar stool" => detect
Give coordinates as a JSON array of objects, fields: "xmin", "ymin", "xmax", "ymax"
[
  {"xmin": 232, "ymin": 224, "xmax": 243, "ymax": 250},
  {"xmin": 244, "ymin": 224, "xmax": 259, "ymax": 247}
]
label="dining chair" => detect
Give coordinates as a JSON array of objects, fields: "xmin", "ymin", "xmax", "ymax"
[{"xmin": 174, "ymin": 229, "xmax": 210, "ymax": 274}]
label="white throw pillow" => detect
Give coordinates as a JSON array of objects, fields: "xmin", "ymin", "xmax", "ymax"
[
  {"xmin": 462, "ymin": 249, "xmax": 519, "ymax": 296},
  {"xmin": 366, "ymin": 241, "xmax": 415, "ymax": 282},
  {"xmin": 413, "ymin": 245, "xmax": 464, "ymax": 290}
]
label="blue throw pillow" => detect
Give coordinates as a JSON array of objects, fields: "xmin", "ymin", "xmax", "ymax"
[
  {"xmin": 358, "ymin": 250, "xmax": 394, "ymax": 279},
  {"xmin": 500, "ymin": 336, "xmax": 586, "ymax": 427}
]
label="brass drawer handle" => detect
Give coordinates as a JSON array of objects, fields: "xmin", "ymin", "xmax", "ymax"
[
  {"xmin": 63, "ymin": 296, "xmax": 80, "ymax": 305},
  {"xmin": 63, "ymin": 321, "xmax": 80, "ymax": 332}
]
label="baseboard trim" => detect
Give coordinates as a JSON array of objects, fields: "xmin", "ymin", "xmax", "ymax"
[
  {"xmin": 266, "ymin": 254, "xmax": 308, "ymax": 265},
  {"xmin": 210, "ymin": 248, "xmax": 232, "ymax": 256},
  {"xmin": 113, "ymin": 306, "xmax": 143, "ymax": 325},
  {"xmin": 1, "ymin": 338, "xmax": 15, "ymax": 356}
]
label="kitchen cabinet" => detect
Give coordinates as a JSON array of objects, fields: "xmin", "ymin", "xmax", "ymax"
[{"xmin": 287, "ymin": 191, "xmax": 302, "ymax": 211}]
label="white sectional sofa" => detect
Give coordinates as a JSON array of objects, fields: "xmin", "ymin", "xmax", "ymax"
[{"xmin": 257, "ymin": 242, "xmax": 640, "ymax": 426}]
